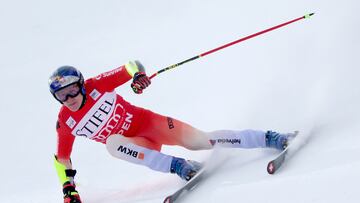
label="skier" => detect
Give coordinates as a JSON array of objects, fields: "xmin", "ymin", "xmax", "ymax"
[{"xmin": 49, "ymin": 60, "xmax": 293, "ymax": 203}]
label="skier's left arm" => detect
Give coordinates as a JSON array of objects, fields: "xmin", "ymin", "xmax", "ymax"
[
  {"xmin": 127, "ymin": 60, "xmax": 151, "ymax": 94},
  {"xmin": 92, "ymin": 60, "xmax": 151, "ymax": 94}
]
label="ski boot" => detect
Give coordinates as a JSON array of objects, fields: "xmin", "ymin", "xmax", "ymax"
[
  {"xmin": 265, "ymin": 131, "xmax": 296, "ymax": 150},
  {"xmin": 170, "ymin": 157, "xmax": 203, "ymax": 181}
]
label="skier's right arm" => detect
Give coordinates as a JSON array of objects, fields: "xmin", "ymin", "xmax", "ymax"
[{"xmin": 55, "ymin": 120, "xmax": 82, "ymax": 203}]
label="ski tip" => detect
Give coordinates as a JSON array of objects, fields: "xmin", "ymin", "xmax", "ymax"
[
  {"xmin": 267, "ymin": 161, "xmax": 276, "ymax": 174},
  {"xmin": 163, "ymin": 196, "xmax": 172, "ymax": 203},
  {"xmin": 304, "ymin": 13, "xmax": 315, "ymax": 19}
]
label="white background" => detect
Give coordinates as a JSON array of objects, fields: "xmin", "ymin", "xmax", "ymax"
[{"xmin": 0, "ymin": 0, "xmax": 359, "ymax": 202}]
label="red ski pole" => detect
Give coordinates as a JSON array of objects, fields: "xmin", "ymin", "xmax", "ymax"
[{"xmin": 149, "ymin": 13, "xmax": 314, "ymax": 79}]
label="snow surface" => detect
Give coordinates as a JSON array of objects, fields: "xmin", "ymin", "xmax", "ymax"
[{"xmin": 0, "ymin": 0, "xmax": 359, "ymax": 202}]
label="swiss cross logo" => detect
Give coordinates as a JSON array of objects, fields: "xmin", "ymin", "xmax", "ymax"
[
  {"xmin": 267, "ymin": 162, "xmax": 275, "ymax": 174},
  {"xmin": 90, "ymin": 89, "xmax": 101, "ymax": 101}
]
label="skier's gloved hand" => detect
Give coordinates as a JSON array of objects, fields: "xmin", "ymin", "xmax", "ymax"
[
  {"xmin": 63, "ymin": 182, "xmax": 82, "ymax": 203},
  {"xmin": 131, "ymin": 72, "xmax": 151, "ymax": 94}
]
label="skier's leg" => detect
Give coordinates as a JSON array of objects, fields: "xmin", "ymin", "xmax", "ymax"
[
  {"xmin": 208, "ymin": 130, "xmax": 295, "ymax": 150},
  {"xmin": 134, "ymin": 110, "xmax": 292, "ymax": 151},
  {"xmin": 135, "ymin": 110, "xmax": 213, "ymax": 150},
  {"xmin": 106, "ymin": 134, "xmax": 202, "ymax": 180}
]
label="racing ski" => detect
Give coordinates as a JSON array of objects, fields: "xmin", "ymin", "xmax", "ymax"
[
  {"xmin": 163, "ymin": 167, "xmax": 206, "ymax": 203},
  {"xmin": 163, "ymin": 148, "xmax": 227, "ymax": 203},
  {"xmin": 267, "ymin": 131, "xmax": 299, "ymax": 174}
]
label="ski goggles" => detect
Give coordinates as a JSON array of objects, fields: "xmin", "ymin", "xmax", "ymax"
[{"xmin": 54, "ymin": 83, "xmax": 81, "ymax": 102}]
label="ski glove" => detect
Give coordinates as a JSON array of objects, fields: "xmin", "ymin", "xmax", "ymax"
[
  {"xmin": 131, "ymin": 72, "xmax": 151, "ymax": 94},
  {"xmin": 63, "ymin": 182, "xmax": 82, "ymax": 203}
]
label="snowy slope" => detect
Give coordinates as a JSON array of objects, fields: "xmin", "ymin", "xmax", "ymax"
[{"xmin": 0, "ymin": 0, "xmax": 359, "ymax": 202}]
